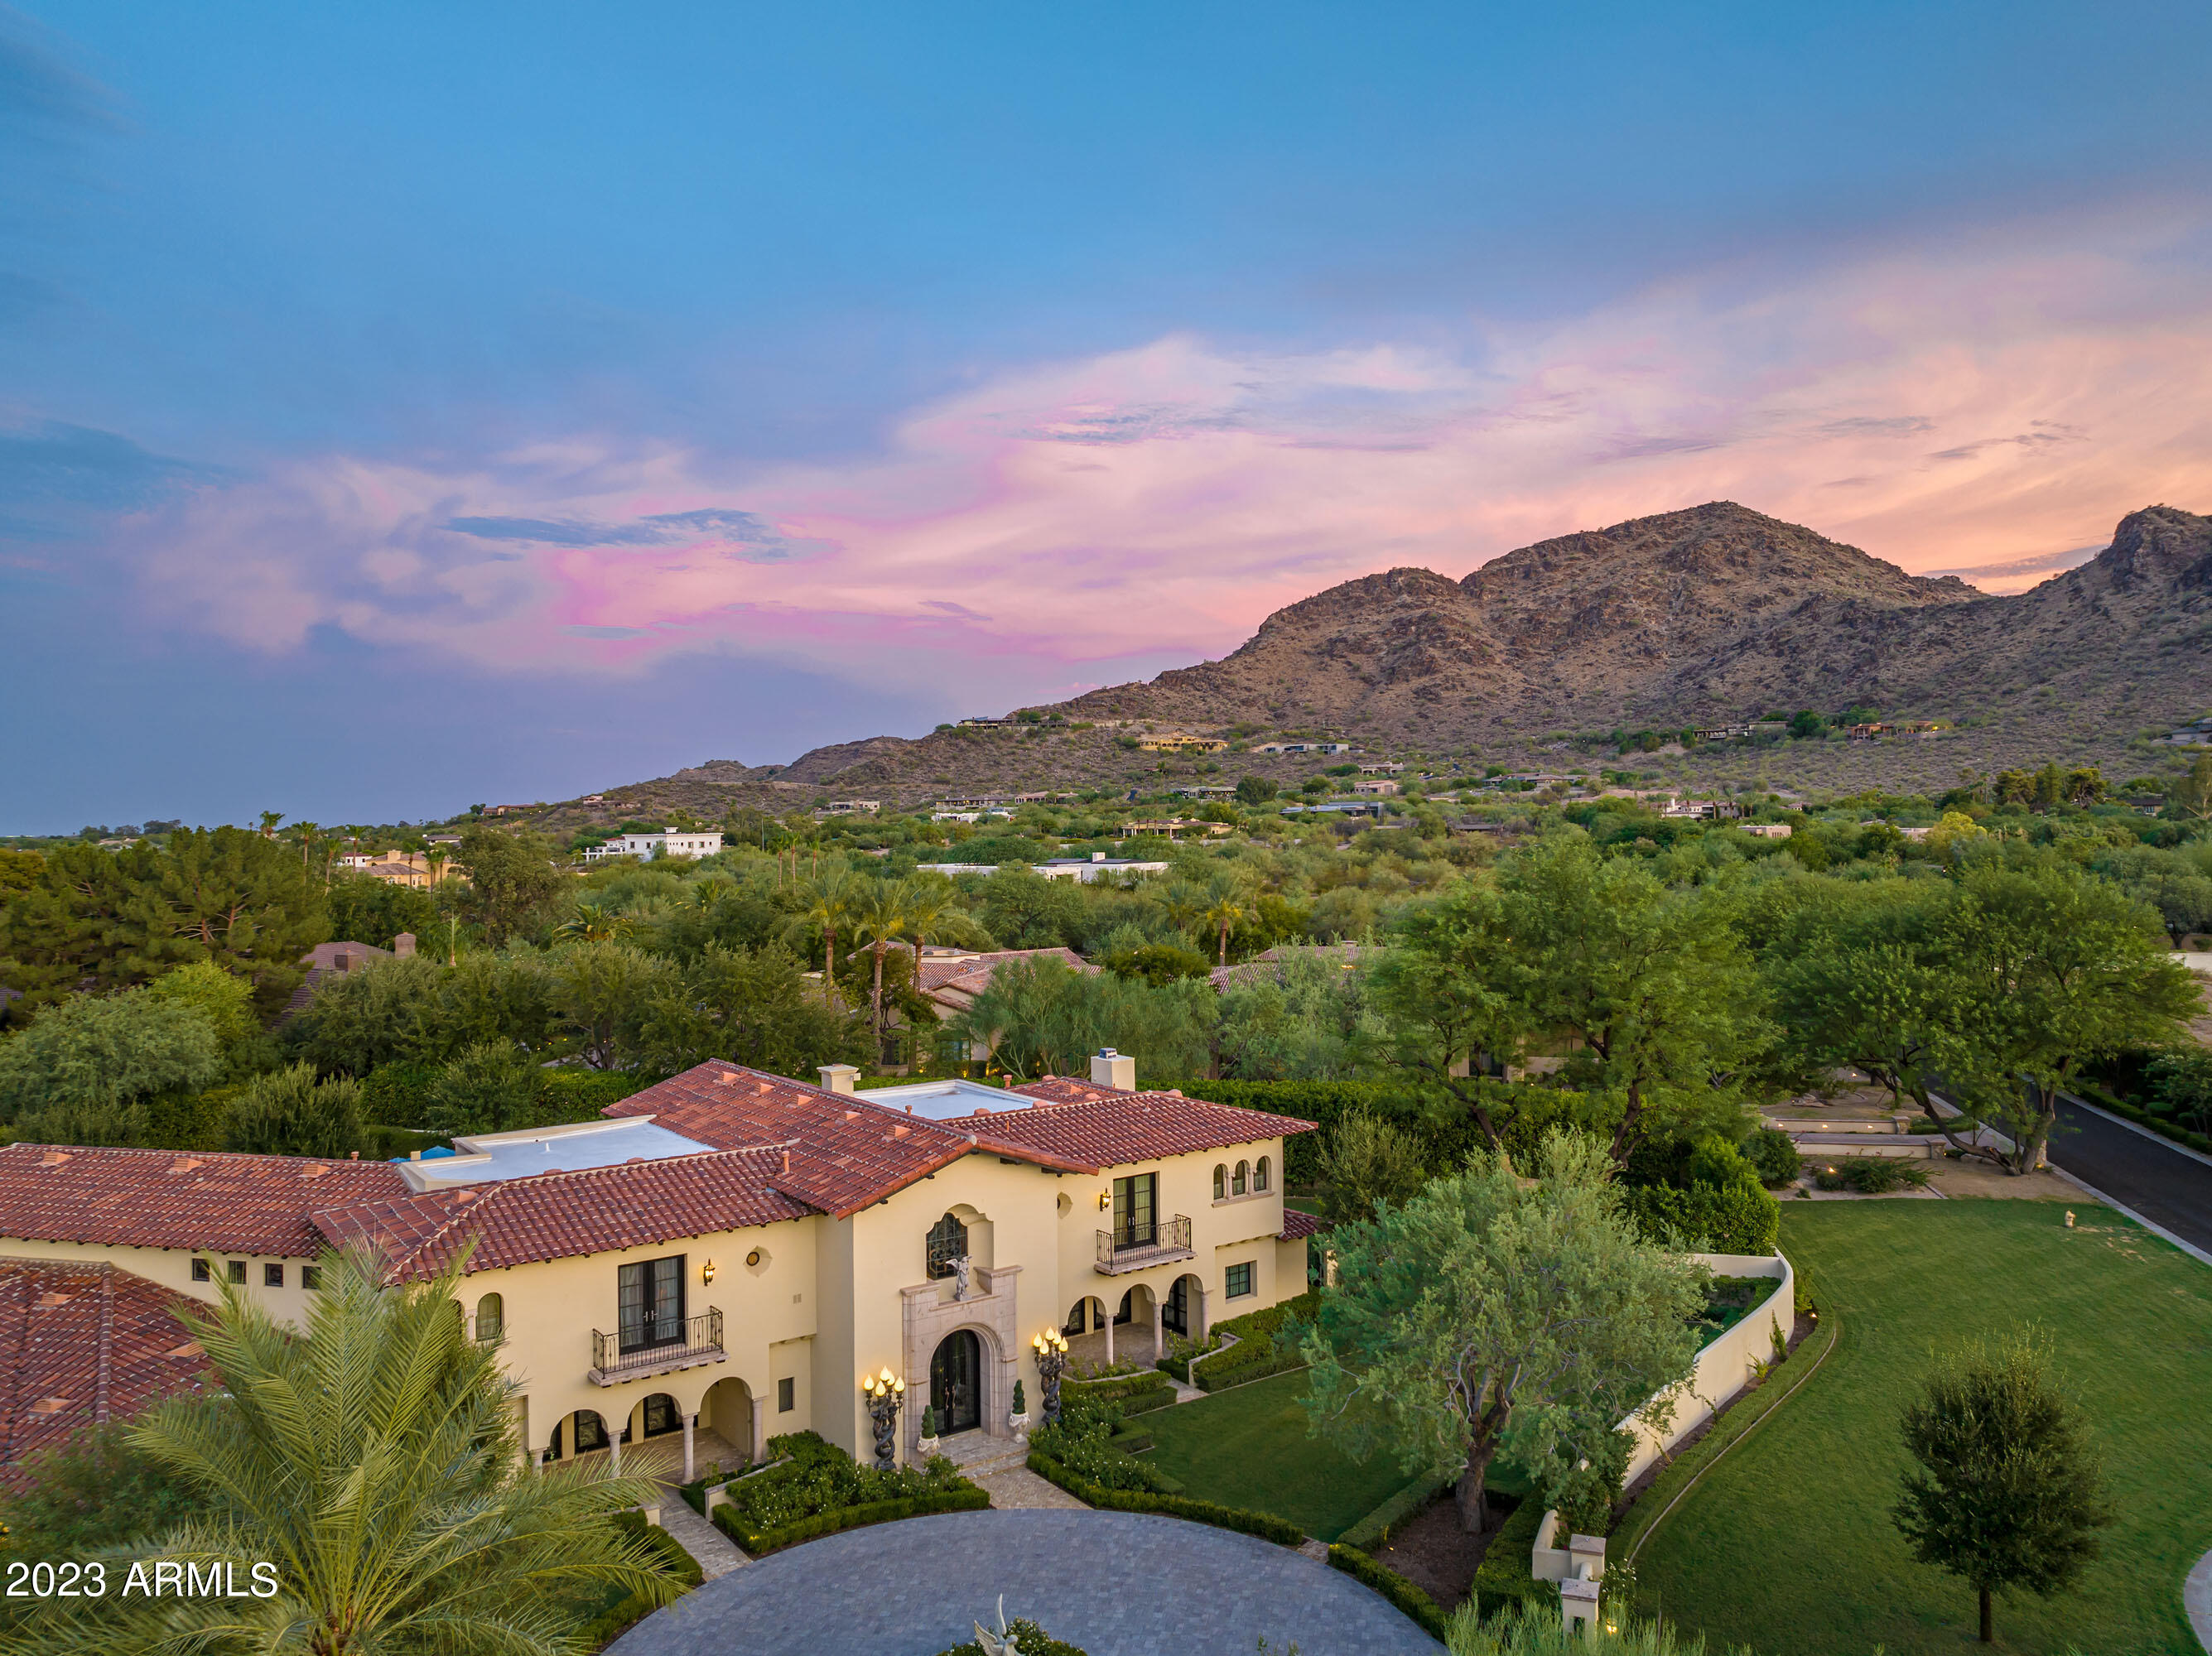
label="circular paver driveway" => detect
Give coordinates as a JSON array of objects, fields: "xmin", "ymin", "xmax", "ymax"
[{"xmin": 608, "ymin": 1509, "xmax": 1445, "ymax": 1656}]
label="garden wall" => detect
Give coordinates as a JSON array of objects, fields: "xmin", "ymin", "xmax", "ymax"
[{"xmin": 1625, "ymin": 1252, "xmax": 1794, "ymax": 1487}]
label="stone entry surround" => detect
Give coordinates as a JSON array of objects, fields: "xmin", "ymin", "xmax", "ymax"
[
  {"xmin": 899, "ymin": 1264, "xmax": 1020, "ymax": 1461},
  {"xmin": 604, "ymin": 1509, "xmax": 1444, "ymax": 1656}
]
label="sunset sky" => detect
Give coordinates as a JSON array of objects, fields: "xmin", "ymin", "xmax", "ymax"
[{"xmin": 5, "ymin": 2, "xmax": 2211, "ymax": 829}]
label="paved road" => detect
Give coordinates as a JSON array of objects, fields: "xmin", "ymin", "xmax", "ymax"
[
  {"xmin": 2050, "ymin": 1097, "xmax": 2212, "ymax": 1259},
  {"xmin": 607, "ymin": 1509, "xmax": 1444, "ymax": 1656}
]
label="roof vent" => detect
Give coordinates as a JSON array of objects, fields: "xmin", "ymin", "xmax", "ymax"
[
  {"xmin": 38, "ymin": 1152, "xmax": 71, "ymax": 1168},
  {"xmin": 780, "ymin": 1149, "xmax": 792, "ymax": 1176},
  {"xmin": 818, "ymin": 1064, "xmax": 859, "ymax": 1095},
  {"xmin": 166, "ymin": 1341, "xmax": 204, "ymax": 1360},
  {"xmin": 167, "ymin": 1158, "xmax": 205, "ymax": 1174},
  {"xmin": 36, "ymin": 1293, "xmax": 72, "ymax": 1308},
  {"xmin": 299, "ymin": 1165, "xmax": 331, "ymax": 1180}
]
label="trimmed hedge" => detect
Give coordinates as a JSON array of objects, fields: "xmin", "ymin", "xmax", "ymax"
[
  {"xmin": 1326, "ymin": 1543, "xmax": 1450, "ymax": 1641},
  {"xmin": 2076, "ymin": 1086, "xmax": 2212, "ymax": 1158},
  {"xmin": 710, "ymin": 1486, "xmax": 990, "ymax": 1556},
  {"xmin": 1468, "ymin": 1496, "xmax": 1549, "ymax": 1615},
  {"xmin": 1027, "ymin": 1451, "xmax": 1307, "ymax": 1546},
  {"xmin": 577, "ymin": 1511, "xmax": 703, "ymax": 1649},
  {"xmin": 1063, "ymin": 1371, "xmax": 1175, "ymax": 1405},
  {"xmin": 1337, "ymin": 1465, "xmax": 1457, "ymax": 1552},
  {"xmin": 1117, "ymin": 1384, "xmax": 1175, "ymax": 1416},
  {"xmin": 1193, "ymin": 1348, "xmax": 1306, "ymax": 1393}
]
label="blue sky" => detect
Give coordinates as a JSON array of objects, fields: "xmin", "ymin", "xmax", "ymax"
[{"xmin": 5, "ymin": 2, "xmax": 2210, "ymax": 830}]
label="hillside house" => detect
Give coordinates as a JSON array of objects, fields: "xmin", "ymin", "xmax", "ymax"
[
  {"xmin": 0, "ymin": 1057, "xmax": 1316, "ymax": 1480},
  {"xmin": 1254, "ymin": 741, "xmax": 1353, "ymax": 755},
  {"xmin": 581, "ymin": 831, "xmax": 727, "ymax": 862},
  {"xmin": 1136, "ymin": 734, "xmax": 1228, "ymax": 753},
  {"xmin": 336, "ymin": 849, "xmax": 447, "ymax": 888},
  {"xmin": 1350, "ymin": 779, "xmax": 1400, "ymax": 797}
]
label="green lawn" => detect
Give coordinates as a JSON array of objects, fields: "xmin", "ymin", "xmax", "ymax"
[
  {"xmin": 1636, "ymin": 1201, "xmax": 2212, "ymax": 1655},
  {"xmin": 1140, "ymin": 1370, "xmax": 1421, "ymax": 1541}
]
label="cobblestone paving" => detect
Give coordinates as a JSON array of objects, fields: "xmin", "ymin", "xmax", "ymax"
[
  {"xmin": 653, "ymin": 1495, "xmax": 749, "ymax": 1580},
  {"xmin": 971, "ymin": 1463, "xmax": 1088, "ymax": 1509},
  {"xmin": 606, "ymin": 1509, "xmax": 1444, "ymax": 1656}
]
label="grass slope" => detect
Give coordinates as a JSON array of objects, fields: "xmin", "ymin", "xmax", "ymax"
[
  {"xmin": 1636, "ymin": 1201, "xmax": 2212, "ymax": 1655},
  {"xmin": 1140, "ymin": 1369, "xmax": 1424, "ymax": 1543}
]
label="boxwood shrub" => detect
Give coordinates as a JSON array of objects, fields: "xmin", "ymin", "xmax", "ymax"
[
  {"xmin": 711, "ymin": 1487, "xmax": 990, "ymax": 1556},
  {"xmin": 1026, "ymin": 1451, "xmax": 1305, "ymax": 1546},
  {"xmin": 704, "ymin": 1431, "xmax": 985, "ymax": 1554},
  {"xmin": 1337, "ymin": 1466, "xmax": 1456, "ymax": 1552},
  {"xmin": 1469, "ymin": 1497, "xmax": 1550, "ymax": 1616},
  {"xmin": 1325, "ymin": 1543, "xmax": 1449, "ymax": 1640}
]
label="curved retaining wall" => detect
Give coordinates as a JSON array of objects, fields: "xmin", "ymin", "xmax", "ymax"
[{"xmin": 1534, "ymin": 1249, "xmax": 1795, "ymax": 1577}]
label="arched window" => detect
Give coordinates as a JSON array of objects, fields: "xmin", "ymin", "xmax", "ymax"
[
  {"xmin": 926, "ymin": 1211, "xmax": 969, "ymax": 1279},
  {"xmin": 1212, "ymin": 1164, "xmax": 1227, "ymax": 1201},
  {"xmin": 475, "ymin": 1292, "xmax": 504, "ymax": 1345},
  {"xmin": 1255, "ymin": 1155, "xmax": 1270, "ymax": 1193},
  {"xmin": 1232, "ymin": 1160, "xmax": 1249, "ymax": 1196}
]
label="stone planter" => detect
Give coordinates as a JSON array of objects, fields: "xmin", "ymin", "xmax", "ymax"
[
  {"xmin": 1008, "ymin": 1411, "xmax": 1030, "ymax": 1442},
  {"xmin": 917, "ymin": 1435, "xmax": 940, "ymax": 1456}
]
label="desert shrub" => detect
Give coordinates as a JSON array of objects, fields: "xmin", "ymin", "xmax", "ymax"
[
  {"xmin": 1738, "ymin": 1125, "xmax": 1803, "ymax": 1187},
  {"xmin": 1812, "ymin": 1155, "xmax": 1932, "ymax": 1193}
]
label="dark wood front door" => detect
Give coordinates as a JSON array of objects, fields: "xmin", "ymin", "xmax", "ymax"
[{"xmin": 929, "ymin": 1330, "xmax": 982, "ymax": 1434}]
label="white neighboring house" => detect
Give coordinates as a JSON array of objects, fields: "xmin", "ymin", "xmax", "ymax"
[{"xmin": 581, "ymin": 830, "xmax": 726, "ymax": 862}]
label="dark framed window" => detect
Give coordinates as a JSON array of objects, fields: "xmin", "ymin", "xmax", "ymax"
[
  {"xmin": 1063, "ymin": 1299, "xmax": 1090, "ymax": 1336},
  {"xmin": 617, "ymin": 1256, "xmax": 686, "ymax": 1353},
  {"xmin": 1225, "ymin": 1262, "xmax": 1255, "ymax": 1299},
  {"xmin": 227, "ymin": 1260, "xmax": 247, "ymax": 1285},
  {"xmin": 1212, "ymin": 1164, "xmax": 1226, "ymax": 1201},
  {"xmin": 1164, "ymin": 1277, "xmax": 1189, "ymax": 1336},
  {"xmin": 571, "ymin": 1411, "xmax": 610, "ymax": 1454},
  {"xmin": 643, "ymin": 1395, "xmax": 682, "ymax": 1437},
  {"xmin": 475, "ymin": 1293, "xmax": 504, "ymax": 1344},
  {"xmin": 778, "ymin": 1377, "xmax": 796, "ymax": 1413},
  {"xmin": 263, "ymin": 1264, "xmax": 284, "ymax": 1288},
  {"xmin": 190, "ymin": 1259, "xmax": 211, "ymax": 1283},
  {"xmin": 302, "ymin": 1266, "xmax": 322, "ymax": 1290},
  {"xmin": 925, "ymin": 1212, "xmax": 969, "ymax": 1279},
  {"xmin": 1111, "ymin": 1173, "xmax": 1157, "ymax": 1249},
  {"xmin": 1232, "ymin": 1161, "xmax": 1249, "ymax": 1196},
  {"xmin": 1255, "ymin": 1156, "xmax": 1270, "ymax": 1193}
]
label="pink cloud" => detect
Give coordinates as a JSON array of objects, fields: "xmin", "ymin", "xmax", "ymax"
[{"xmin": 121, "ymin": 207, "xmax": 2212, "ymax": 696}]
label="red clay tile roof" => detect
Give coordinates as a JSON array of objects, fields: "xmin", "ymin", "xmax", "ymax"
[
  {"xmin": 311, "ymin": 1148, "xmax": 819, "ymax": 1280},
  {"xmin": 0, "ymin": 1258, "xmax": 213, "ymax": 1490},
  {"xmin": 974, "ymin": 1077, "xmax": 1318, "ymax": 1171},
  {"xmin": 0, "ymin": 1143, "xmax": 408, "ymax": 1257},
  {"xmin": 913, "ymin": 947, "xmax": 1092, "ymax": 993},
  {"xmin": 601, "ymin": 1061, "xmax": 1091, "ymax": 1218},
  {"xmin": 1279, "ymin": 1209, "xmax": 1323, "ymax": 1241}
]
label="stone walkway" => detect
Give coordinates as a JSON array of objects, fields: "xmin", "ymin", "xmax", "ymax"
[
  {"xmin": 605, "ymin": 1509, "xmax": 1444, "ymax": 1656},
  {"xmin": 654, "ymin": 1494, "xmax": 749, "ymax": 1581}
]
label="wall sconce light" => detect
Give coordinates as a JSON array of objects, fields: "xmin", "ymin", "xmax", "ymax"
[
  {"xmin": 1096, "ymin": 1191, "xmax": 1111, "ymax": 1211},
  {"xmin": 700, "ymin": 1259, "xmax": 717, "ymax": 1285}
]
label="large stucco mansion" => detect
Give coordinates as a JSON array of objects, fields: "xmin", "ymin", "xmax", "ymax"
[{"xmin": 0, "ymin": 1054, "xmax": 1318, "ymax": 1481}]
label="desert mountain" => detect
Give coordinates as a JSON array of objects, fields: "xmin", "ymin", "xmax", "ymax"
[{"xmin": 568, "ymin": 502, "xmax": 2210, "ymax": 821}]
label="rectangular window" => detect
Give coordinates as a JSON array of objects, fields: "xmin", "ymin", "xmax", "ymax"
[
  {"xmin": 643, "ymin": 1394, "xmax": 682, "ymax": 1437},
  {"xmin": 263, "ymin": 1264, "xmax": 285, "ymax": 1288},
  {"xmin": 1111, "ymin": 1172, "xmax": 1158, "ymax": 1249},
  {"xmin": 1225, "ymin": 1262, "xmax": 1255, "ymax": 1299},
  {"xmin": 227, "ymin": 1260, "xmax": 247, "ymax": 1285},
  {"xmin": 778, "ymin": 1377, "xmax": 796, "ymax": 1413},
  {"xmin": 302, "ymin": 1266, "xmax": 322, "ymax": 1291},
  {"xmin": 616, "ymin": 1255, "xmax": 686, "ymax": 1353},
  {"xmin": 190, "ymin": 1259, "xmax": 211, "ymax": 1283}
]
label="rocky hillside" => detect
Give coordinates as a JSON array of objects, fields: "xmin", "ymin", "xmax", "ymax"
[{"xmin": 531, "ymin": 501, "xmax": 2211, "ymax": 824}]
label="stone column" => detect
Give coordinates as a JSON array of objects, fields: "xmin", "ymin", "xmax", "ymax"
[
  {"xmin": 1151, "ymin": 1293, "xmax": 1164, "ymax": 1360},
  {"xmin": 1103, "ymin": 1306, "xmax": 1114, "ymax": 1366},
  {"xmin": 1195, "ymin": 1283, "xmax": 1210, "ymax": 1344},
  {"xmin": 750, "ymin": 1394, "xmax": 768, "ymax": 1464},
  {"xmin": 609, "ymin": 1424, "xmax": 621, "ymax": 1475},
  {"xmin": 682, "ymin": 1412, "xmax": 696, "ymax": 1484}
]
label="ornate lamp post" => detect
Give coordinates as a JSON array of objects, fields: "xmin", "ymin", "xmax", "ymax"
[
  {"xmin": 1031, "ymin": 1326, "xmax": 1070, "ymax": 1427},
  {"xmin": 861, "ymin": 1365, "xmax": 905, "ymax": 1471}
]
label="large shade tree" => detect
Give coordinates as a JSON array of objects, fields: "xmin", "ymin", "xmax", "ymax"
[{"xmin": 1296, "ymin": 1129, "xmax": 1705, "ymax": 1533}]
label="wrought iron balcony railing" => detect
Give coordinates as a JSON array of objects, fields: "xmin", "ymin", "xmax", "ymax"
[
  {"xmin": 588, "ymin": 1308, "xmax": 724, "ymax": 1384},
  {"xmin": 1095, "ymin": 1214, "xmax": 1193, "ymax": 1273}
]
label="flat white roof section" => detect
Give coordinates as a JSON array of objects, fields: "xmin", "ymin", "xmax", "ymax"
[
  {"xmin": 856, "ymin": 1077, "xmax": 1035, "ymax": 1120},
  {"xmin": 398, "ymin": 1114, "xmax": 716, "ymax": 1190}
]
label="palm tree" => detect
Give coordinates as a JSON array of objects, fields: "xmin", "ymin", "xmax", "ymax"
[
  {"xmin": 22, "ymin": 1246, "xmax": 678, "ymax": 1655},
  {"xmin": 784, "ymin": 863, "xmax": 860, "ymax": 1006},
  {"xmin": 554, "ymin": 894, "xmax": 633, "ymax": 943},
  {"xmin": 848, "ymin": 879, "xmax": 919, "ymax": 1057},
  {"xmin": 1202, "ymin": 874, "xmax": 1253, "ymax": 966}
]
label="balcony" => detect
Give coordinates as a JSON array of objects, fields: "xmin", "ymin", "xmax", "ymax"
[
  {"xmin": 1095, "ymin": 1215, "xmax": 1193, "ymax": 1275},
  {"xmin": 587, "ymin": 1308, "xmax": 725, "ymax": 1387}
]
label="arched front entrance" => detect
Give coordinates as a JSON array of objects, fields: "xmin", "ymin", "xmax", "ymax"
[{"xmin": 929, "ymin": 1329, "xmax": 982, "ymax": 1436}]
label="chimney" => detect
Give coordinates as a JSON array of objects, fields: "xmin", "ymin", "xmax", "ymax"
[
  {"xmin": 393, "ymin": 932, "xmax": 417, "ymax": 959},
  {"xmin": 331, "ymin": 948, "xmax": 354, "ymax": 974},
  {"xmin": 1091, "ymin": 1048, "xmax": 1135, "ymax": 1090},
  {"xmin": 817, "ymin": 1064, "xmax": 859, "ymax": 1095}
]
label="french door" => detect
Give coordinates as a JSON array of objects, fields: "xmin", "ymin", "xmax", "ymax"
[
  {"xmin": 1111, "ymin": 1172, "xmax": 1157, "ymax": 1249},
  {"xmin": 618, "ymin": 1256, "xmax": 685, "ymax": 1353}
]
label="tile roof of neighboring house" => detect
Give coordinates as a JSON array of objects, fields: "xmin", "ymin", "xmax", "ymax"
[
  {"xmin": 914, "ymin": 947, "xmax": 1096, "ymax": 1016},
  {"xmin": 0, "ymin": 1143, "xmax": 408, "ymax": 1257},
  {"xmin": 1208, "ymin": 940, "xmax": 1376, "ymax": 991},
  {"xmin": 973, "ymin": 1077, "xmax": 1319, "ymax": 1170},
  {"xmin": 1279, "ymin": 1209, "xmax": 1324, "ymax": 1241},
  {"xmin": 311, "ymin": 1148, "xmax": 819, "ymax": 1280},
  {"xmin": 0, "ymin": 1258, "xmax": 214, "ymax": 1490},
  {"xmin": 601, "ymin": 1061, "xmax": 1092, "ymax": 1217},
  {"xmin": 281, "ymin": 940, "xmax": 396, "ymax": 1019}
]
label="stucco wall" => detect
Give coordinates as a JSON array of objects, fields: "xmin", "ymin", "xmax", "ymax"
[
  {"xmin": 1622, "ymin": 1250, "xmax": 1795, "ymax": 1485},
  {"xmin": 0, "ymin": 1235, "xmax": 320, "ymax": 1326}
]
